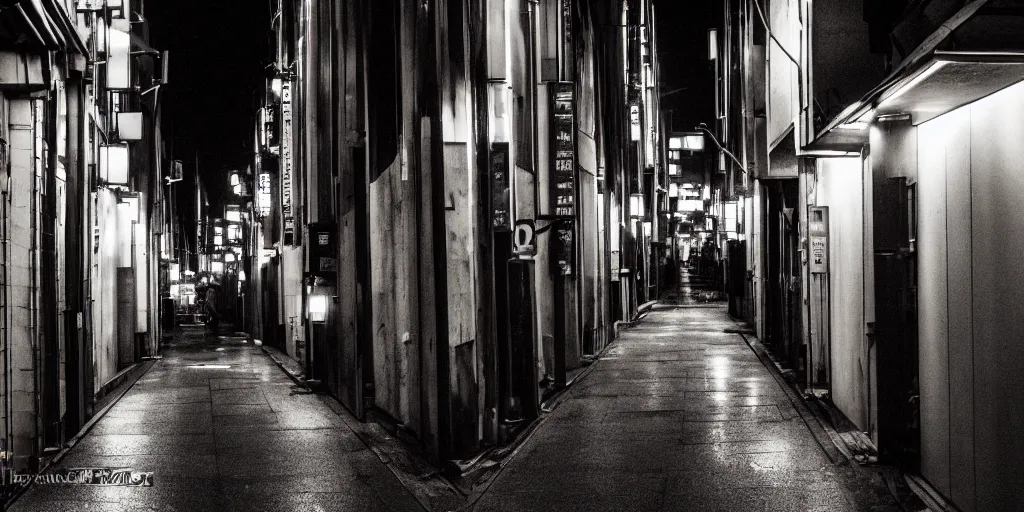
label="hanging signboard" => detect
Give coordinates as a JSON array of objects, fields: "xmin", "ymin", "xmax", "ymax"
[
  {"xmin": 491, "ymin": 142, "xmax": 511, "ymax": 232},
  {"xmin": 280, "ymin": 82, "xmax": 295, "ymax": 245},
  {"xmin": 106, "ymin": 25, "xmax": 131, "ymax": 90},
  {"xmin": 257, "ymin": 172, "xmax": 272, "ymax": 218},
  {"xmin": 307, "ymin": 222, "xmax": 337, "ymax": 276},
  {"xmin": 550, "ymin": 82, "xmax": 576, "ymax": 275}
]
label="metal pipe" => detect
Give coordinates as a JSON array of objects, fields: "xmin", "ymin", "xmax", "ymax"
[{"xmin": 526, "ymin": 0, "xmax": 541, "ymax": 214}]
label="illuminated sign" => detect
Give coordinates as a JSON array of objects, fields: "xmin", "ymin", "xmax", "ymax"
[
  {"xmin": 257, "ymin": 172, "xmax": 272, "ymax": 217},
  {"xmin": 100, "ymin": 145, "xmax": 130, "ymax": 185},
  {"xmin": 550, "ymin": 82, "xmax": 576, "ymax": 275},
  {"xmin": 106, "ymin": 24, "xmax": 131, "ymax": 90},
  {"xmin": 281, "ymin": 82, "xmax": 294, "ymax": 244}
]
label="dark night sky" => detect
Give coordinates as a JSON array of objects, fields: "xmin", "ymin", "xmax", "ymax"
[
  {"xmin": 655, "ymin": 0, "xmax": 717, "ymax": 134},
  {"xmin": 142, "ymin": 1, "xmax": 706, "ymax": 215},
  {"xmin": 147, "ymin": 1, "xmax": 270, "ymax": 215}
]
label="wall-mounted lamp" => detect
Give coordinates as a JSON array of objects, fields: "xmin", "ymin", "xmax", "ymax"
[
  {"xmin": 308, "ymin": 293, "xmax": 328, "ymax": 323},
  {"xmin": 101, "ymin": 144, "xmax": 130, "ymax": 185},
  {"xmin": 629, "ymin": 193, "xmax": 645, "ymax": 219}
]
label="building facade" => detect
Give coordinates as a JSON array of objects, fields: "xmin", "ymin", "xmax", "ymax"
[
  {"xmin": 714, "ymin": 1, "xmax": 1024, "ymax": 510},
  {"xmin": 249, "ymin": 0, "xmax": 665, "ymax": 465},
  {"xmin": 0, "ymin": 0, "xmax": 171, "ymax": 481}
]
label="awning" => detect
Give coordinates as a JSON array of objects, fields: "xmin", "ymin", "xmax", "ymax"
[
  {"xmin": 0, "ymin": 0, "xmax": 88, "ymax": 54},
  {"xmin": 807, "ymin": 0, "xmax": 1024, "ymax": 151},
  {"xmin": 810, "ymin": 51, "xmax": 1024, "ymax": 151}
]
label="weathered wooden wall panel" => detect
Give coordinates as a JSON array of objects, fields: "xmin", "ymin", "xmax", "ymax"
[{"xmin": 443, "ymin": 142, "xmax": 479, "ymax": 455}]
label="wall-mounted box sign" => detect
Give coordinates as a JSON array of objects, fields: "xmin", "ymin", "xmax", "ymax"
[
  {"xmin": 117, "ymin": 112, "xmax": 143, "ymax": 141},
  {"xmin": 491, "ymin": 142, "xmax": 511, "ymax": 232},
  {"xmin": 809, "ymin": 206, "xmax": 829, "ymax": 274},
  {"xmin": 550, "ymin": 82, "xmax": 576, "ymax": 275},
  {"xmin": 100, "ymin": 144, "xmax": 129, "ymax": 185},
  {"xmin": 280, "ymin": 83, "xmax": 294, "ymax": 244},
  {"xmin": 257, "ymin": 172, "xmax": 272, "ymax": 217},
  {"xmin": 106, "ymin": 26, "xmax": 131, "ymax": 90},
  {"xmin": 307, "ymin": 222, "xmax": 336, "ymax": 276}
]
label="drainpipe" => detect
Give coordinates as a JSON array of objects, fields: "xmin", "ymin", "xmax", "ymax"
[{"xmin": 528, "ymin": 1, "xmax": 544, "ymax": 209}]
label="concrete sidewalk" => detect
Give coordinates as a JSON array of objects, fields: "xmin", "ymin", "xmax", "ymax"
[
  {"xmin": 471, "ymin": 274, "xmax": 908, "ymax": 512},
  {"xmin": 10, "ymin": 326, "xmax": 423, "ymax": 512}
]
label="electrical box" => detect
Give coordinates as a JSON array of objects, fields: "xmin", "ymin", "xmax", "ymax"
[{"xmin": 809, "ymin": 206, "xmax": 829, "ymax": 274}]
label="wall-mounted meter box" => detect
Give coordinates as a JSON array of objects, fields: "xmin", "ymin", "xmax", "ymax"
[{"xmin": 809, "ymin": 206, "xmax": 829, "ymax": 274}]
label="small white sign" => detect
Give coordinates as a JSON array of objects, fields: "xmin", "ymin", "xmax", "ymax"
[
  {"xmin": 513, "ymin": 220, "xmax": 535, "ymax": 257},
  {"xmin": 810, "ymin": 236, "xmax": 827, "ymax": 274}
]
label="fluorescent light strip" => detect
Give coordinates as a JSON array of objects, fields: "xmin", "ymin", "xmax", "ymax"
[{"xmin": 879, "ymin": 61, "xmax": 948, "ymax": 109}]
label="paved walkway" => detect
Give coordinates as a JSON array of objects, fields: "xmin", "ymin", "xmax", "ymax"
[
  {"xmin": 12, "ymin": 327, "xmax": 422, "ymax": 512},
  {"xmin": 472, "ymin": 272, "xmax": 906, "ymax": 512}
]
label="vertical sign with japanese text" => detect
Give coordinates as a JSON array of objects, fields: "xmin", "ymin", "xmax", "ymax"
[
  {"xmin": 491, "ymin": 142, "xmax": 511, "ymax": 232},
  {"xmin": 551, "ymin": 82, "xmax": 576, "ymax": 275},
  {"xmin": 257, "ymin": 172, "xmax": 272, "ymax": 218},
  {"xmin": 281, "ymin": 82, "xmax": 295, "ymax": 245}
]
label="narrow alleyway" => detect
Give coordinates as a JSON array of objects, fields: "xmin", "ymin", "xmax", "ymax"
[
  {"xmin": 10, "ymin": 326, "xmax": 422, "ymax": 512},
  {"xmin": 470, "ymin": 272, "xmax": 906, "ymax": 512}
]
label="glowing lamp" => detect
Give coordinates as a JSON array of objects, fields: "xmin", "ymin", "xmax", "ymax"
[
  {"xmin": 308, "ymin": 294, "xmax": 328, "ymax": 323},
  {"xmin": 629, "ymin": 194, "xmax": 645, "ymax": 219}
]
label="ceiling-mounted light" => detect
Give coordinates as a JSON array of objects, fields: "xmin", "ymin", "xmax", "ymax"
[
  {"xmin": 876, "ymin": 113, "xmax": 912, "ymax": 123},
  {"xmin": 838, "ymin": 122, "xmax": 869, "ymax": 130},
  {"xmin": 879, "ymin": 61, "xmax": 948, "ymax": 109}
]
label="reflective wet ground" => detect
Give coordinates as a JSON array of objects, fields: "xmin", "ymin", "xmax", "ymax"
[
  {"xmin": 471, "ymin": 271, "xmax": 909, "ymax": 511},
  {"xmin": 13, "ymin": 273, "xmax": 913, "ymax": 511},
  {"xmin": 12, "ymin": 326, "xmax": 422, "ymax": 512}
]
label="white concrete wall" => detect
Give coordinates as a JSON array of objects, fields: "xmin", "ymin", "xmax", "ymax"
[
  {"xmin": 767, "ymin": 0, "xmax": 799, "ymax": 145},
  {"xmin": 94, "ymin": 189, "xmax": 120, "ymax": 388},
  {"xmin": 913, "ymin": 79, "xmax": 1024, "ymax": 511},
  {"xmin": 917, "ymin": 108, "xmax": 956, "ymax": 500},
  {"xmin": 280, "ymin": 245, "xmax": 303, "ymax": 358},
  {"xmin": 8, "ymin": 99, "xmax": 37, "ymax": 468},
  {"xmin": 815, "ymin": 157, "xmax": 869, "ymax": 429}
]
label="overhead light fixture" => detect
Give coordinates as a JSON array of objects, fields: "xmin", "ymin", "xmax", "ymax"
[
  {"xmin": 838, "ymin": 122, "xmax": 869, "ymax": 130},
  {"xmin": 879, "ymin": 61, "xmax": 948, "ymax": 109},
  {"xmin": 876, "ymin": 113, "xmax": 912, "ymax": 123}
]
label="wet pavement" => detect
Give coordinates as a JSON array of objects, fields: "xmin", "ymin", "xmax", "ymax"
[
  {"xmin": 10, "ymin": 274, "xmax": 917, "ymax": 511},
  {"xmin": 471, "ymin": 270, "xmax": 910, "ymax": 512},
  {"xmin": 11, "ymin": 326, "xmax": 422, "ymax": 512}
]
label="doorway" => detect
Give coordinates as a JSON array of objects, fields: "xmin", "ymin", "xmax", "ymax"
[
  {"xmin": 763, "ymin": 180, "xmax": 803, "ymax": 383},
  {"xmin": 875, "ymin": 179, "xmax": 919, "ymax": 470}
]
